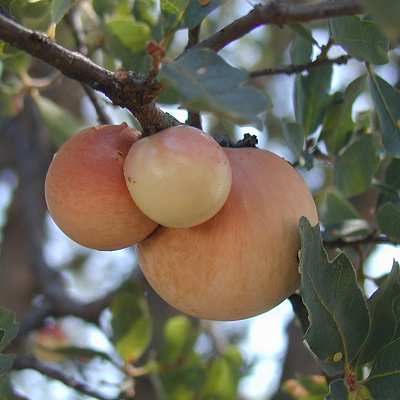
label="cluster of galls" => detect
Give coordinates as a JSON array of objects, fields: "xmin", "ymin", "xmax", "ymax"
[{"xmin": 45, "ymin": 124, "xmax": 318, "ymax": 321}]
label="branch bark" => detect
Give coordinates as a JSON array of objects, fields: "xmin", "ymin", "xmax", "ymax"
[
  {"xmin": 0, "ymin": 14, "xmax": 179, "ymax": 135},
  {"xmin": 250, "ymin": 55, "xmax": 351, "ymax": 78},
  {"xmin": 82, "ymin": 84, "xmax": 113, "ymax": 125},
  {"xmin": 198, "ymin": 0, "xmax": 364, "ymax": 52},
  {"xmin": 324, "ymin": 233, "xmax": 392, "ymax": 248},
  {"xmin": 67, "ymin": 10, "xmax": 112, "ymax": 125},
  {"xmin": 14, "ymin": 356, "xmax": 117, "ymax": 400}
]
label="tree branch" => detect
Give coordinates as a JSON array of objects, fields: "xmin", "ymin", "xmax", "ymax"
[
  {"xmin": 250, "ymin": 55, "xmax": 351, "ymax": 78},
  {"xmin": 0, "ymin": 14, "xmax": 179, "ymax": 135},
  {"xmin": 198, "ymin": 0, "xmax": 363, "ymax": 52},
  {"xmin": 324, "ymin": 233, "xmax": 392, "ymax": 248},
  {"xmin": 13, "ymin": 356, "xmax": 117, "ymax": 400},
  {"xmin": 185, "ymin": 25, "xmax": 202, "ymax": 130},
  {"xmin": 82, "ymin": 83, "xmax": 112, "ymax": 125},
  {"xmin": 67, "ymin": 10, "xmax": 112, "ymax": 126}
]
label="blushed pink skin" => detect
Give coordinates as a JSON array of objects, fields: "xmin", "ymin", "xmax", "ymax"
[
  {"xmin": 124, "ymin": 125, "xmax": 232, "ymax": 228},
  {"xmin": 138, "ymin": 148, "xmax": 319, "ymax": 321},
  {"xmin": 45, "ymin": 124, "xmax": 158, "ymax": 250}
]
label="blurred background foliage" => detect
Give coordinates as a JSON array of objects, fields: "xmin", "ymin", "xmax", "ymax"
[{"xmin": 1, "ymin": 0, "xmax": 400, "ymax": 399}]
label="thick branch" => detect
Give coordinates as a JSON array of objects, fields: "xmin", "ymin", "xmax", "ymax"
[
  {"xmin": 250, "ymin": 55, "xmax": 351, "ymax": 78},
  {"xmin": 198, "ymin": 0, "xmax": 363, "ymax": 52},
  {"xmin": 0, "ymin": 14, "xmax": 179, "ymax": 134},
  {"xmin": 14, "ymin": 356, "xmax": 116, "ymax": 400}
]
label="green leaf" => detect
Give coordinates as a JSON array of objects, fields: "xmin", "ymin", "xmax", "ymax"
[
  {"xmin": 330, "ymin": 16, "xmax": 389, "ymax": 65},
  {"xmin": 160, "ymin": 48, "xmax": 268, "ymax": 124},
  {"xmin": 294, "ymin": 375, "xmax": 328, "ymax": 396},
  {"xmin": 334, "ymin": 135, "xmax": 379, "ymax": 198},
  {"xmin": 105, "ymin": 17, "xmax": 151, "ymax": 53},
  {"xmin": 161, "ymin": 352, "xmax": 204, "ymax": 396},
  {"xmin": 104, "ymin": 16, "xmax": 151, "ymax": 71},
  {"xmin": 50, "ymin": 0, "xmax": 74, "ymax": 25},
  {"xmin": 222, "ymin": 345, "xmax": 243, "ymax": 375},
  {"xmin": 281, "ymin": 120, "xmax": 304, "ymax": 157},
  {"xmin": 358, "ymin": 262, "xmax": 400, "ymax": 364},
  {"xmin": 378, "ymin": 159, "xmax": 400, "ymax": 205},
  {"xmin": 167, "ymin": 385, "xmax": 196, "ymax": 400},
  {"xmin": 377, "ymin": 203, "xmax": 400, "ymax": 242},
  {"xmin": 299, "ymin": 218, "xmax": 370, "ymax": 376},
  {"xmin": 321, "ymin": 190, "xmax": 361, "ymax": 226},
  {"xmin": 290, "ymin": 34, "xmax": 313, "ymax": 65},
  {"xmin": 0, "ymin": 354, "xmax": 14, "ymax": 377},
  {"xmin": 368, "ymin": 73, "xmax": 400, "ymax": 157},
  {"xmin": 10, "ymin": 0, "xmax": 52, "ymax": 30},
  {"xmin": 183, "ymin": 0, "xmax": 225, "ymax": 29},
  {"xmin": 365, "ymin": 337, "xmax": 400, "ymax": 399},
  {"xmin": 321, "ymin": 76, "xmax": 366, "ymax": 154},
  {"xmin": 0, "ymin": 309, "xmax": 18, "ymax": 353},
  {"xmin": 0, "ymin": 377, "xmax": 22, "ymax": 400},
  {"xmin": 92, "ymin": 0, "xmax": 119, "ymax": 17},
  {"xmin": 294, "ymin": 64, "xmax": 332, "ymax": 136},
  {"xmin": 33, "ymin": 94, "xmax": 83, "ymax": 145},
  {"xmin": 289, "ymin": 23, "xmax": 319, "ymax": 46},
  {"xmin": 160, "ymin": 0, "xmax": 189, "ymax": 34},
  {"xmin": 326, "ymin": 379, "xmax": 349, "ymax": 400},
  {"xmin": 133, "ymin": 0, "xmax": 157, "ymax": 27},
  {"xmin": 111, "ymin": 282, "xmax": 152, "ymax": 363},
  {"xmin": 361, "ymin": 0, "xmax": 400, "ymax": 40},
  {"xmin": 201, "ymin": 358, "xmax": 237, "ymax": 399},
  {"xmin": 1, "ymin": 48, "xmax": 31, "ymax": 74},
  {"xmin": 162, "ymin": 315, "xmax": 197, "ymax": 364}
]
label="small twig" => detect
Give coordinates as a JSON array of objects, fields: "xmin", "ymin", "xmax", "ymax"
[
  {"xmin": 324, "ymin": 234, "xmax": 392, "ymax": 248},
  {"xmin": 185, "ymin": 25, "xmax": 202, "ymax": 130},
  {"xmin": 187, "ymin": 110, "xmax": 202, "ymax": 130},
  {"xmin": 67, "ymin": 9, "xmax": 87, "ymax": 55},
  {"xmin": 20, "ymin": 71, "xmax": 62, "ymax": 90},
  {"xmin": 355, "ymin": 244, "xmax": 366, "ymax": 282},
  {"xmin": 82, "ymin": 84, "xmax": 112, "ymax": 125},
  {"xmin": 16, "ymin": 297, "xmax": 53, "ymax": 339},
  {"xmin": 288, "ymin": 293, "xmax": 309, "ymax": 334},
  {"xmin": 197, "ymin": 0, "xmax": 363, "ymax": 52},
  {"xmin": 13, "ymin": 356, "xmax": 117, "ymax": 400},
  {"xmin": 68, "ymin": 9, "xmax": 112, "ymax": 125},
  {"xmin": 215, "ymin": 133, "xmax": 259, "ymax": 148},
  {"xmin": 185, "ymin": 25, "xmax": 201, "ymax": 51},
  {"xmin": 250, "ymin": 55, "xmax": 351, "ymax": 78}
]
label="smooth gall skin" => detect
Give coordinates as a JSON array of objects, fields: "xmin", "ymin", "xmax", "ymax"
[
  {"xmin": 45, "ymin": 124, "xmax": 158, "ymax": 250},
  {"xmin": 123, "ymin": 125, "xmax": 232, "ymax": 228},
  {"xmin": 138, "ymin": 148, "xmax": 319, "ymax": 321}
]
